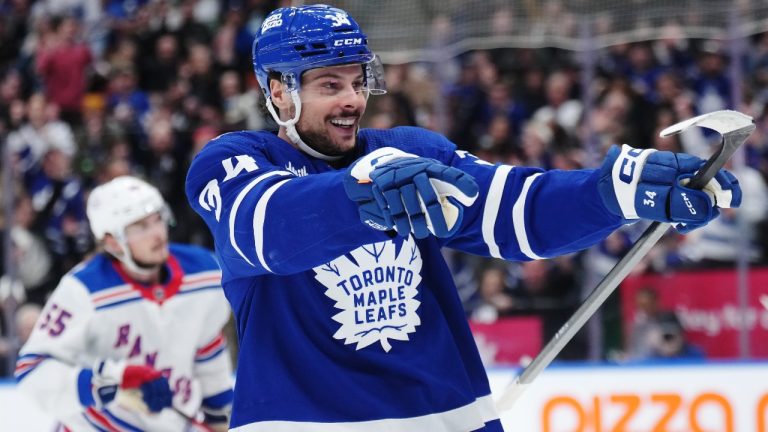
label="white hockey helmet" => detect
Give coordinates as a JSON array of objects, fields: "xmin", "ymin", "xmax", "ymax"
[{"xmin": 87, "ymin": 176, "xmax": 168, "ymax": 241}]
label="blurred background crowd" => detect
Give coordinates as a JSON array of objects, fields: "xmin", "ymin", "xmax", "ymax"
[{"xmin": 1, "ymin": 0, "xmax": 768, "ymax": 374}]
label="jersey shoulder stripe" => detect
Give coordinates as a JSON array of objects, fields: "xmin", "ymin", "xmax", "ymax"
[
  {"xmin": 91, "ymin": 284, "xmax": 141, "ymax": 310},
  {"xmin": 180, "ymin": 269, "xmax": 222, "ymax": 295},
  {"xmin": 71, "ymin": 254, "xmax": 126, "ymax": 294},
  {"xmin": 14, "ymin": 353, "xmax": 50, "ymax": 382},
  {"xmin": 169, "ymin": 243, "xmax": 221, "ymax": 274},
  {"xmin": 195, "ymin": 333, "xmax": 226, "ymax": 363}
]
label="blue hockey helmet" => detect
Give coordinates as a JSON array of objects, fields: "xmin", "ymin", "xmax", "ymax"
[{"xmin": 252, "ymin": 4, "xmax": 385, "ymax": 98}]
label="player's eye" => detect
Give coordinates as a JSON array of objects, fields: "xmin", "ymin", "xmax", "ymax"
[{"xmin": 320, "ymin": 80, "xmax": 341, "ymax": 92}]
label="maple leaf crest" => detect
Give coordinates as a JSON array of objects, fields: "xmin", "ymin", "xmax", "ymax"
[{"xmin": 314, "ymin": 236, "xmax": 422, "ymax": 352}]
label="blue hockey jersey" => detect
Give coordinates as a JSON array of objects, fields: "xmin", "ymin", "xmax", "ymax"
[{"xmin": 185, "ymin": 127, "xmax": 624, "ymax": 431}]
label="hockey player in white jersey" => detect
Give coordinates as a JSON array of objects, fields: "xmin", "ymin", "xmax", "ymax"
[
  {"xmin": 16, "ymin": 176, "xmax": 234, "ymax": 431},
  {"xmin": 185, "ymin": 5, "xmax": 742, "ymax": 432}
]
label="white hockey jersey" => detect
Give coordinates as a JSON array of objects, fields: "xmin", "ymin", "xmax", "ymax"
[{"xmin": 16, "ymin": 243, "xmax": 234, "ymax": 432}]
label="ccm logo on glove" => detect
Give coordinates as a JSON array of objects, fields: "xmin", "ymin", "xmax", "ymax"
[{"xmin": 618, "ymin": 147, "xmax": 646, "ymax": 184}]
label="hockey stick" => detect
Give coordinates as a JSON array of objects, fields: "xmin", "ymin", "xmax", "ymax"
[{"xmin": 496, "ymin": 110, "xmax": 755, "ymax": 412}]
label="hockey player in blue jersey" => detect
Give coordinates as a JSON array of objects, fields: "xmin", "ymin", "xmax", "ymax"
[
  {"xmin": 17, "ymin": 176, "xmax": 234, "ymax": 431},
  {"xmin": 184, "ymin": 5, "xmax": 742, "ymax": 431}
]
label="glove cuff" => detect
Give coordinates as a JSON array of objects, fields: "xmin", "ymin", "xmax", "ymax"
[
  {"xmin": 84, "ymin": 359, "xmax": 127, "ymax": 409},
  {"xmin": 92, "ymin": 359, "xmax": 127, "ymax": 387},
  {"xmin": 348, "ymin": 147, "xmax": 417, "ymax": 183}
]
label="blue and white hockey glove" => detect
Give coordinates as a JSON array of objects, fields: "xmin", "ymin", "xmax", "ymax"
[
  {"xmin": 87, "ymin": 359, "xmax": 173, "ymax": 413},
  {"xmin": 344, "ymin": 147, "xmax": 479, "ymax": 239},
  {"xmin": 597, "ymin": 144, "xmax": 742, "ymax": 232}
]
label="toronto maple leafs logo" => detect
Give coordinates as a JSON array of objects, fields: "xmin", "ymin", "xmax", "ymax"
[{"xmin": 314, "ymin": 236, "xmax": 422, "ymax": 352}]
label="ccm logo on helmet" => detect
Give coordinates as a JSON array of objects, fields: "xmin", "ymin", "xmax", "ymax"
[{"xmin": 334, "ymin": 38, "xmax": 362, "ymax": 47}]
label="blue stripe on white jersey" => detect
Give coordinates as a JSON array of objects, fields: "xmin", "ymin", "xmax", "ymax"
[{"xmin": 14, "ymin": 353, "xmax": 50, "ymax": 381}]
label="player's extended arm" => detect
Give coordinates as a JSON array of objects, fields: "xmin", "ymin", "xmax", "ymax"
[{"xmin": 439, "ymin": 142, "xmax": 740, "ymax": 261}]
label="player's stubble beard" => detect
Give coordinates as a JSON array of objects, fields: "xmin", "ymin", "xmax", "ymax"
[
  {"xmin": 133, "ymin": 240, "xmax": 170, "ymax": 271},
  {"xmin": 297, "ymin": 109, "xmax": 362, "ymax": 156}
]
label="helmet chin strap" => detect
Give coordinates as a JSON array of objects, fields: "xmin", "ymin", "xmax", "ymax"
[
  {"xmin": 265, "ymin": 91, "xmax": 343, "ymax": 161},
  {"xmin": 110, "ymin": 236, "xmax": 160, "ymax": 280}
]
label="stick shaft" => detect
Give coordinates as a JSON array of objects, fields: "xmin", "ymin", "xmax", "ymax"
[{"xmin": 496, "ymin": 123, "xmax": 755, "ymax": 412}]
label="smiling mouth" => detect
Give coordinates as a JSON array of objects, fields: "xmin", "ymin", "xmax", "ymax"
[{"xmin": 330, "ymin": 118, "xmax": 357, "ymax": 130}]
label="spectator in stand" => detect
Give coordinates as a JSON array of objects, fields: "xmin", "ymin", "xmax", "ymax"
[
  {"xmin": 176, "ymin": 0, "xmax": 213, "ymax": 47},
  {"xmin": 518, "ymin": 120, "xmax": 554, "ymax": 169},
  {"xmin": 106, "ymin": 67, "xmax": 150, "ymax": 145},
  {"xmin": 137, "ymin": 117, "xmax": 187, "ymax": 218},
  {"xmin": 624, "ymin": 286, "xmax": 700, "ymax": 361},
  {"xmin": 105, "ymin": 34, "xmax": 138, "ymax": 75},
  {"xmin": 624, "ymin": 42, "xmax": 663, "ymax": 103},
  {"xmin": 7, "ymin": 93, "xmax": 77, "ymax": 184},
  {"xmin": 138, "ymin": 33, "xmax": 181, "ymax": 94},
  {"xmin": 652, "ymin": 21, "xmax": 696, "ymax": 74},
  {"xmin": 480, "ymin": 80, "xmax": 528, "ymax": 144},
  {"xmin": 467, "ymin": 263, "xmax": 516, "ymax": 323},
  {"xmin": 532, "ymin": 70, "xmax": 583, "ymax": 137},
  {"xmin": 0, "ymin": 303, "xmax": 43, "ymax": 377},
  {"xmin": 476, "ymin": 114, "xmax": 516, "ymax": 163},
  {"xmin": 0, "ymin": 69, "xmax": 27, "ymax": 129},
  {"xmin": 35, "ymin": 15, "xmax": 93, "ymax": 126},
  {"xmin": 76, "ymin": 92, "xmax": 129, "ymax": 180},
  {"xmin": 218, "ymin": 70, "xmax": 263, "ymax": 131},
  {"xmin": 14, "ymin": 302, "xmax": 41, "ymax": 346},
  {"xmin": 648, "ymin": 312, "xmax": 705, "ymax": 360},
  {"xmin": 446, "ymin": 56, "xmax": 488, "ymax": 152},
  {"xmin": 186, "ymin": 44, "xmax": 220, "ymax": 108},
  {"xmin": 690, "ymin": 40, "xmax": 732, "ymax": 114},
  {"xmin": 7, "ymin": 188, "xmax": 55, "ymax": 305},
  {"xmin": 25, "ymin": 128, "xmax": 91, "ymax": 281}
]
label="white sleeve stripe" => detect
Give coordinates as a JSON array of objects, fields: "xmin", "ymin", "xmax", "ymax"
[
  {"xmin": 482, "ymin": 165, "xmax": 513, "ymax": 258},
  {"xmin": 229, "ymin": 394, "xmax": 497, "ymax": 432},
  {"xmin": 229, "ymin": 171, "xmax": 290, "ymax": 267},
  {"xmin": 513, "ymin": 173, "xmax": 544, "ymax": 260},
  {"xmin": 254, "ymin": 179, "xmax": 291, "ymax": 273},
  {"xmin": 612, "ymin": 145, "xmax": 655, "ymax": 219}
]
